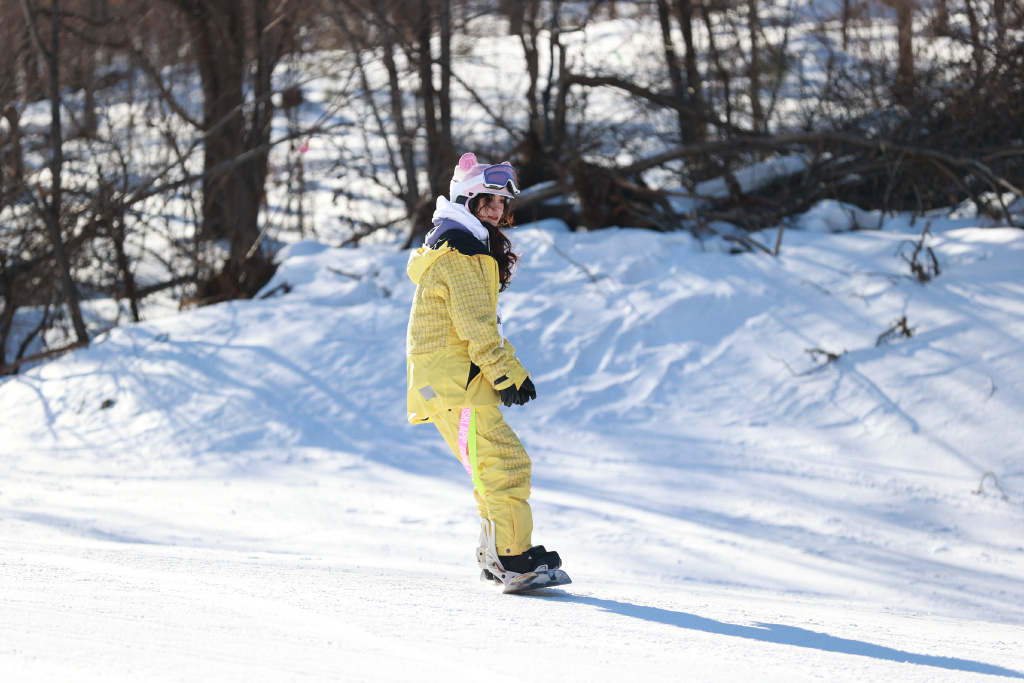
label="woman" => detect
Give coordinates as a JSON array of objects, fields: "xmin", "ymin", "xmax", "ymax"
[{"xmin": 406, "ymin": 152, "xmax": 562, "ymax": 583}]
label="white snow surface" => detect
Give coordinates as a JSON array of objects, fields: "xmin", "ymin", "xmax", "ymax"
[{"xmin": 2, "ymin": 216, "xmax": 1024, "ymax": 681}]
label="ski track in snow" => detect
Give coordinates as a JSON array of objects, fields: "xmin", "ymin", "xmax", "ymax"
[{"xmin": 2, "ymin": 219, "xmax": 1024, "ymax": 681}]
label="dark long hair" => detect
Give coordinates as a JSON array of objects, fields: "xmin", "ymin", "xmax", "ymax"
[{"xmin": 468, "ymin": 194, "xmax": 519, "ymax": 291}]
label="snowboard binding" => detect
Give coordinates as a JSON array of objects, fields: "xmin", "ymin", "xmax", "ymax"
[{"xmin": 476, "ymin": 519, "xmax": 572, "ymax": 593}]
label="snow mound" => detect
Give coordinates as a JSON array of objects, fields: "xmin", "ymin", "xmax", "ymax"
[{"xmin": 796, "ymin": 199, "xmax": 881, "ymax": 232}]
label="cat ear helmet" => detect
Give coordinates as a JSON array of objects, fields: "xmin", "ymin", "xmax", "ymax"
[{"xmin": 449, "ymin": 152, "xmax": 520, "ymax": 205}]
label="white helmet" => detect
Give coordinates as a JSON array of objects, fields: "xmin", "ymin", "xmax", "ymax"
[{"xmin": 449, "ymin": 152, "xmax": 520, "ymax": 204}]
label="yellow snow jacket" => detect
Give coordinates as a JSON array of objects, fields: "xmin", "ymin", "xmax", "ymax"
[{"xmin": 406, "ymin": 242, "xmax": 530, "ymax": 424}]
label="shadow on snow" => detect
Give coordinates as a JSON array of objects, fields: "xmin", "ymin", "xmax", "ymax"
[{"xmin": 531, "ymin": 593, "xmax": 1023, "ymax": 678}]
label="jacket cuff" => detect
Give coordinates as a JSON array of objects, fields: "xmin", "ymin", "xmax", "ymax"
[{"xmin": 493, "ymin": 361, "xmax": 529, "ymax": 391}]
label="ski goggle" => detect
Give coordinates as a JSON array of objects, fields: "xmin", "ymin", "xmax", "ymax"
[{"xmin": 481, "ymin": 164, "xmax": 520, "ymax": 196}]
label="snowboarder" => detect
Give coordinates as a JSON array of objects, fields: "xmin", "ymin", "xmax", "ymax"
[{"xmin": 406, "ymin": 152, "xmax": 566, "ymax": 589}]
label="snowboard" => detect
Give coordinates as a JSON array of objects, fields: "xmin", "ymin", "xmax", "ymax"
[{"xmin": 500, "ymin": 569, "xmax": 572, "ymax": 594}]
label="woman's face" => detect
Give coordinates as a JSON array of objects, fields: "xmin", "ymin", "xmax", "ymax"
[{"xmin": 472, "ymin": 193, "xmax": 507, "ymax": 227}]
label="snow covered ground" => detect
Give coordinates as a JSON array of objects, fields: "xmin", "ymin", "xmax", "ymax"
[{"xmin": 2, "ymin": 211, "xmax": 1024, "ymax": 681}]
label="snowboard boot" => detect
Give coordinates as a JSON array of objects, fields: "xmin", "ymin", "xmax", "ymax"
[{"xmin": 499, "ymin": 546, "xmax": 562, "ymax": 574}]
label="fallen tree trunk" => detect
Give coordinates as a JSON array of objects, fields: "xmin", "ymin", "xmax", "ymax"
[{"xmin": 556, "ymin": 129, "xmax": 1023, "ymax": 233}]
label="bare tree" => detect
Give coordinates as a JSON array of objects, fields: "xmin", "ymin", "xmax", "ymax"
[
  {"xmin": 149, "ymin": 0, "xmax": 298, "ymax": 302},
  {"xmin": 676, "ymin": 0, "xmax": 705, "ymax": 141},
  {"xmin": 76, "ymin": 0, "xmax": 106, "ymax": 137},
  {"xmin": 418, "ymin": 0, "xmax": 453, "ymax": 212},
  {"xmin": 746, "ymin": 0, "xmax": 765, "ymax": 132},
  {"xmin": 1, "ymin": 105, "xmax": 25, "ymax": 202},
  {"xmin": 887, "ymin": 0, "xmax": 915, "ymax": 106},
  {"xmin": 324, "ymin": 0, "xmax": 459, "ymax": 246},
  {"xmin": 506, "ymin": 0, "xmax": 551, "ymax": 185},
  {"xmin": 19, "ymin": 0, "xmax": 89, "ymax": 345},
  {"xmin": 656, "ymin": 0, "xmax": 688, "ymax": 135}
]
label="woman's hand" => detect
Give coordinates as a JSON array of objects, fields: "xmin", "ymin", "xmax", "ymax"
[
  {"xmin": 517, "ymin": 377, "xmax": 537, "ymax": 404},
  {"xmin": 499, "ymin": 377, "xmax": 537, "ymax": 407}
]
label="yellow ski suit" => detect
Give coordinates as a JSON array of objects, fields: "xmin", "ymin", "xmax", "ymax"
[{"xmin": 406, "ymin": 239, "xmax": 534, "ymax": 556}]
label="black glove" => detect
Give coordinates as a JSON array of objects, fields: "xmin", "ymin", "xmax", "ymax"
[
  {"xmin": 499, "ymin": 385, "xmax": 518, "ymax": 407},
  {"xmin": 499, "ymin": 377, "xmax": 537, "ymax": 407},
  {"xmin": 517, "ymin": 377, "xmax": 537, "ymax": 405}
]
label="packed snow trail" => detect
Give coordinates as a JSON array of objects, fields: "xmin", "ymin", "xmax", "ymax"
[{"xmin": 2, "ymin": 465, "xmax": 1022, "ymax": 682}]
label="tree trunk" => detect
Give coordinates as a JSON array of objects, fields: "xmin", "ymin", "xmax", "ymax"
[
  {"xmin": 656, "ymin": 0, "xmax": 687, "ymax": 137},
  {"xmin": 18, "ymin": 28, "xmax": 47, "ymax": 103},
  {"xmin": 376, "ymin": 6, "xmax": 420, "ymax": 222},
  {"xmin": 541, "ymin": 1, "xmax": 562, "ymax": 147},
  {"xmin": 747, "ymin": 0, "xmax": 765, "ymax": 133},
  {"xmin": 177, "ymin": 0, "xmax": 278, "ymax": 300},
  {"xmin": 992, "ymin": 0, "xmax": 1007, "ymax": 52},
  {"xmin": 553, "ymin": 41, "xmax": 568, "ymax": 152},
  {"xmin": 2, "ymin": 104, "xmax": 25, "ymax": 196},
  {"xmin": 0, "ymin": 1, "xmax": 21, "ymax": 109},
  {"xmin": 963, "ymin": 0, "xmax": 984, "ymax": 82},
  {"xmin": 0, "ymin": 264, "xmax": 15, "ymax": 367},
  {"xmin": 108, "ymin": 202, "xmax": 140, "ymax": 322},
  {"xmin": 510, "ymin": 0, "xmax": 552, "ymax": 188},
  {"xmin": 931, "ymin": 0, "xmax": 948, "ymax": 36},
  {"xmin": 79, "ymin": 0, "xmax": 106, "ymax": 138},
  {"xmin": 517, "ymin": 0, "xmax": 543, "ymax": 144},
  {"xmin": 418, "ymin": 0, "xmax": 442, "ymax": 202},
  {"xmin": 191, "ymin": 3, "xmax": 248, "ymax": 242},
  {"xmin": 438, "ymin": 0, "xmax": 452, "ymax": 166},
  {"xmin": 702, "ymin": 6, "xmax": 732, "ymax": 127},
  {"xmin": 675, "ymin": 0, "xmax": 705, "ymax": 142},
  {"xmin": 21, "ymin": 0, "xmax": 89, "ymax": 345},
  {"xmin": 413, "ymin": 0, "xmax": 453, "ymax": 245},
  {"xmin": 895, "ymin": 0, "xmax": 914, "ymax": 106},
  {"xmin": 842, "ymin": 0, "xmax": 852, "ymax": 50}
]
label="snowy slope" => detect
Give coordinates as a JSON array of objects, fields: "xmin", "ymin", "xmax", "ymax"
[{"xmin": 2, "ymin": 213, "xmax": 1024, "ymax": 681}]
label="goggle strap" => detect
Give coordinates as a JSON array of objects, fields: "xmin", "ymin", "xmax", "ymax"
[{"xmin": 451, "ymin": 178, "xmax": 519, "ymax": 198}]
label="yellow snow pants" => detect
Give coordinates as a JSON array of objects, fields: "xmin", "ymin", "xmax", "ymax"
[{"xmin": 433, "ymin": 405, "xmax": 533, "ymax": 556}]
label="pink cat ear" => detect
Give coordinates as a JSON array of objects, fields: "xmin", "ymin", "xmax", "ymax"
[
  {"xmin": 500, "ymin": 161, "xmax": 512, "ymax": 166},
  {"xmin": 459, "ymin": 153, "xmax": 477, "ymax": 171}
]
